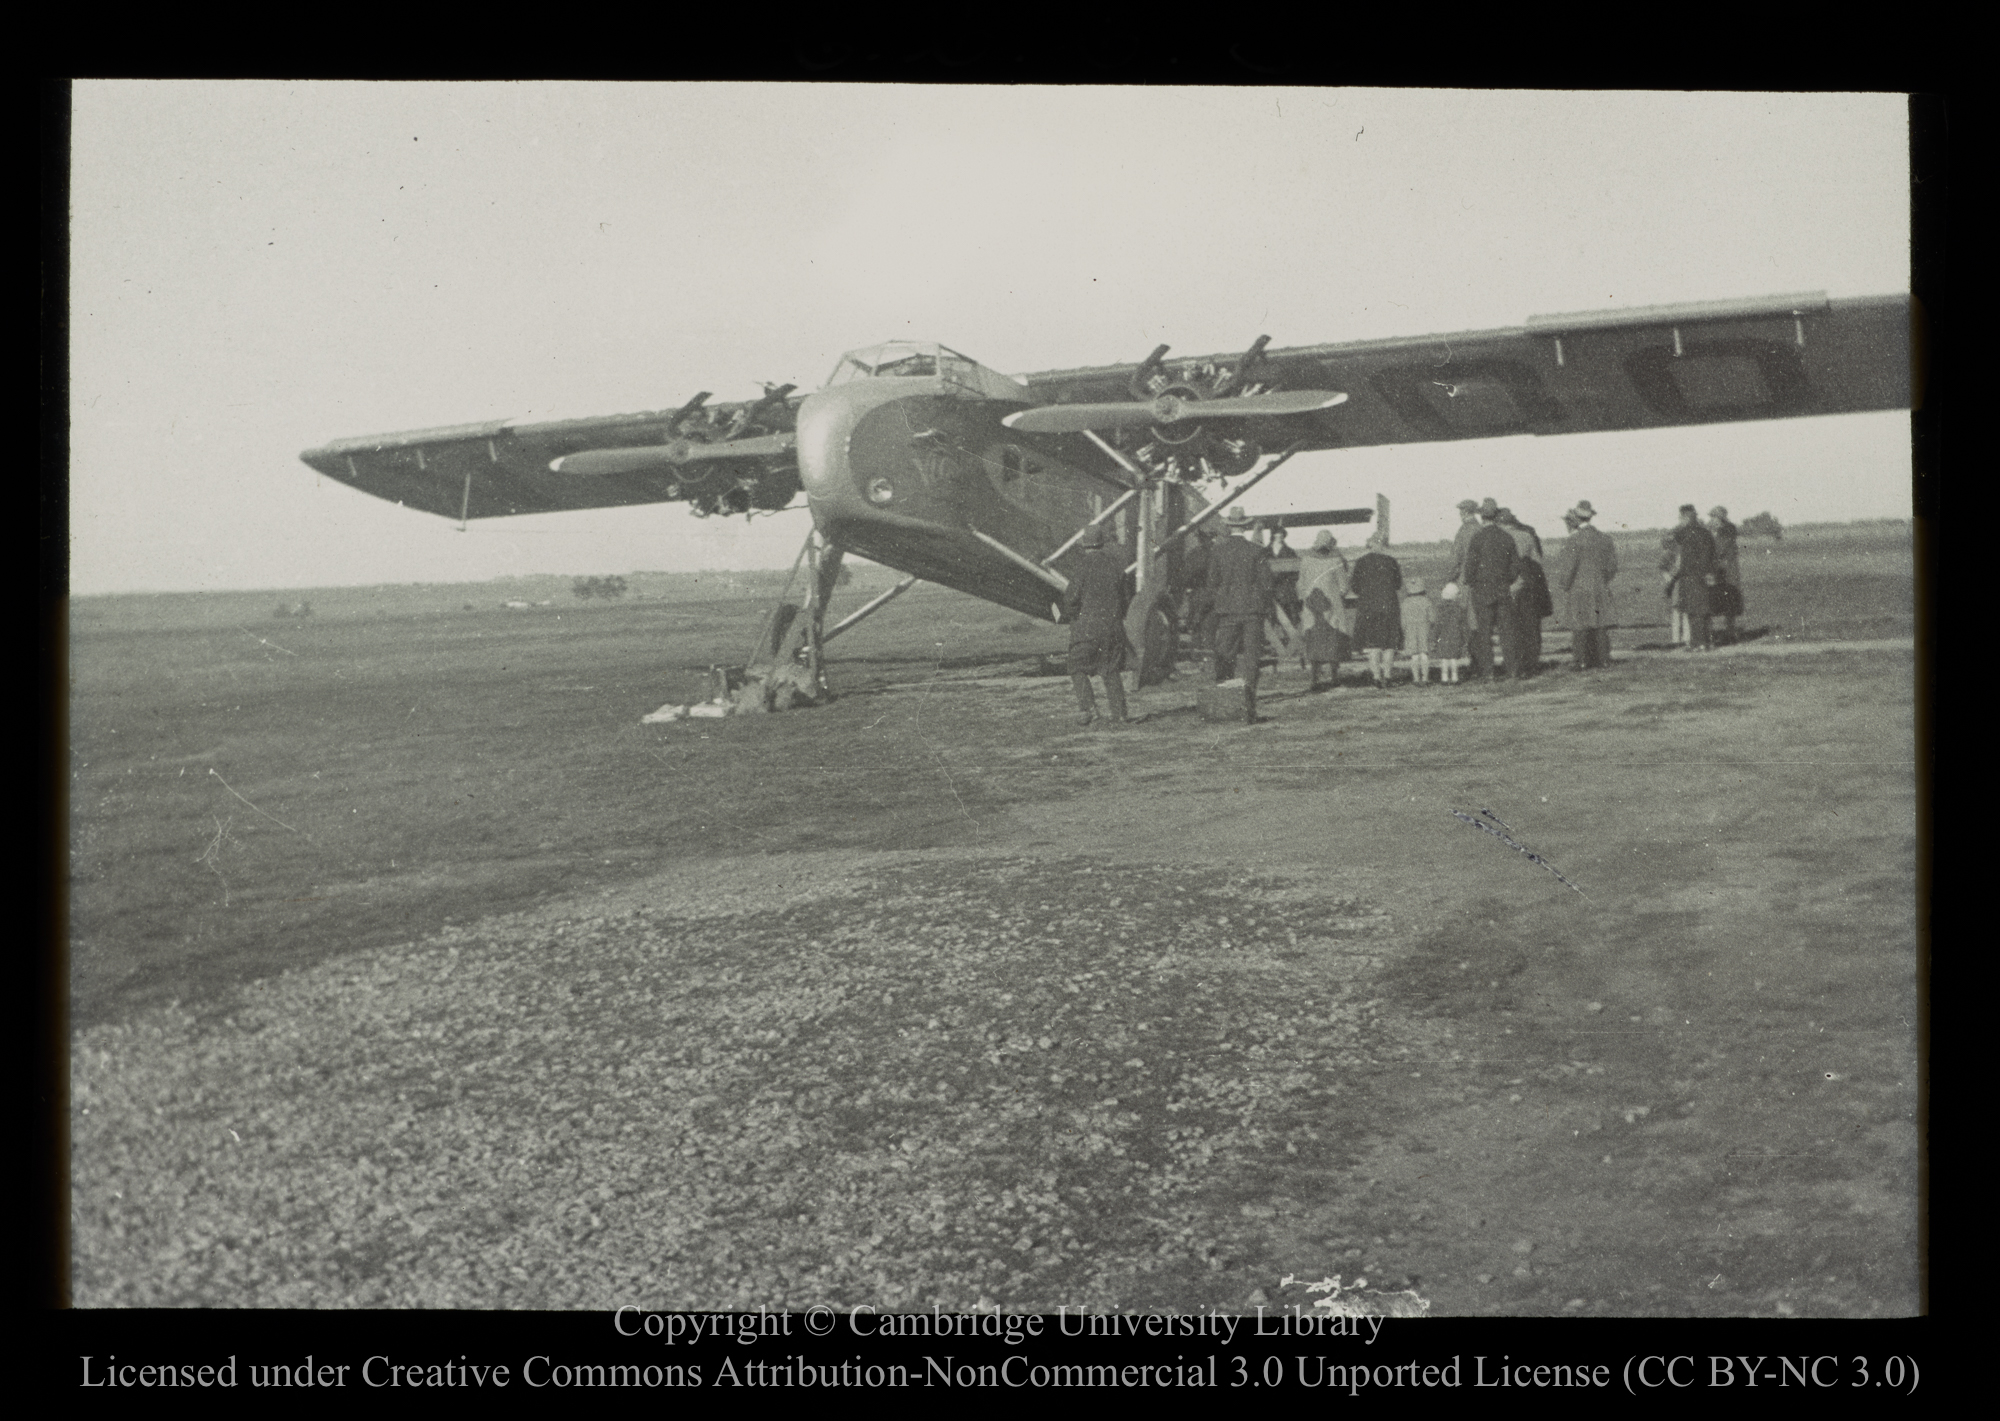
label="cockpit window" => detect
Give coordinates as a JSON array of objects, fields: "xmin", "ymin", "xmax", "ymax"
[
  {"xmin": 873, "ymin": 352, "xmax": 937, "ymax": 378},
  {"xmin": 826, "ymin": 342, "xmax": 940, "ymax": 386},
  {"xmin": 825, "ymin": 342, "xmax": 1030, "ymax": 401}
]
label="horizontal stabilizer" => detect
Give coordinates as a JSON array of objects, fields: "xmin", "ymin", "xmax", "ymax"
[
  {"xmin": 550, "ymin": 432, "xmax": 796, "ymax": 476},
  {"xmin": 1260, "ymin": 507, "xmax": 1376, "ymax": 529},
  {"xmin": 1003, "ymin": 389, "xmax": 1346, "ymax": 435}
]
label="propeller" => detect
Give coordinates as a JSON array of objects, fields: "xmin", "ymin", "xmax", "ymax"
[
  {"xmin": 550, "ymin": 431, "xmax": 796, "ymax": 477},
  {"xmin": 1005, "ymin": 334, "xmax": 1346, "ymax": 482},
  {"xmin": 1002, "ymin": 388, "xmax": 1345, "ymax": 436}
]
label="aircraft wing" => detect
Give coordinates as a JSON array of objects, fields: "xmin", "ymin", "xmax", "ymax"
[
  {"xmin": 299, "ymin": 394, "xmax": 803, "ymax": 521},
  {"xmin": 1013, "ymin": 292, "xmax": 1911, "ymax": 451}
]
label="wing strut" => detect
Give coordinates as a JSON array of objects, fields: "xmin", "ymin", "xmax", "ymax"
[
  {"xmin": 1042, "ymin": 487, "xmax": 1141, "ymax": 568},
  {"xmin": 970, "ymin": 527, "xmax": 1070, "ymax": 592},
  {"xmin": 822, "ymin": 575, "xmax": 920, "ymax": 645},
  {"xmin": 1082, "ymin": 431, "xmax": 1145, "ymax": 488}
]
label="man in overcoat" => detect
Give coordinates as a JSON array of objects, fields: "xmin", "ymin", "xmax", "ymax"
[
  {"xmin": 1671, "ymin": 503, "xmax": 1719, "ymax": 651},
  {"xmin": 1554, "ymin": 501, "xmax": 1618, "ymax": 669},
  {"xmin": 1062, "ymin": 524, "xmax": 1134, "ymax": 725},
  {"xmin": 1462, "ymin": 498, "xmax": 1523, "ymax": 682},
  {"xmin": 1445, "ymin": 498, "xmax": 1481, "ymax": 586},
  {"xmin": 1206, "ymin": 504, "xmax": 1275, "ymax": 722}
]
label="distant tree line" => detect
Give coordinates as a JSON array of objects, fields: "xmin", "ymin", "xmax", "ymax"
[
  {"xmin": 572, "ymin": 576, "xmax": 628, "ymax": 601},
  {"xmin": 1741, "ymin": 512, "xmax": 1783, "ymax": 540}
]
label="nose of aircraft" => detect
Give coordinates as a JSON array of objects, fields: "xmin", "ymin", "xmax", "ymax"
[
  {"xmin": 796, "ymin": 381, "xmax": 922, "ymax": 523},
  {"xmin": 793, "ymin": 387, "xmax": 854, "ymax": 509}
]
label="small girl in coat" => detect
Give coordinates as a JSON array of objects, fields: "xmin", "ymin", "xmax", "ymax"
[
  {"xmin": 1430, "ymin": 582, "xmax": 1470, "ymax": 683},
  {"xmin": 1400, "ymin": 578, "xmax": 1434, "ymax": 685}
]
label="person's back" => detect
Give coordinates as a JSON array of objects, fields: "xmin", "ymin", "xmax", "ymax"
[
  {"xmin": 1401, "ymin": 588, "xmax": 1433, "ymax": 642},
  {"xmin": 1209, "ymin": 534, "xmax": 1273, "ymax": 616},
  {"xmin": 1673, "ymin": 520, "xmax": 1717, "ymax": 579},
  {"xmin": 1711, "ymin": 518, "xmax": 1740, "ymax": 583},
  {"xmin": 1067, "ymin": 546, "xmax": 1127, "ymax": 637},
  {"xmin": 1063, "ymin": 531, "xmax": 1134, "ymax": 724},
  {"xmin": 1402, "ymin": 587, "xmax": 1434, "ymax": 684},
  {"xmin": 1464, "ymin": 523, "xmax": 1517, "ymax": 596}
]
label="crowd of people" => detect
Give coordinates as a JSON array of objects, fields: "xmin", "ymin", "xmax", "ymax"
[
  {"xmin": 1060, "ymin": 494, "xmax": 1750, "ymax": 725},
  {"xmin": 1168, "ymin": 500, "xmax": 1744, "ymax": 700}
]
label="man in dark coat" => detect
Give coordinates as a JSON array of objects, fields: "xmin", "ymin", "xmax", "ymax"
[
  {"xmin": 1462, "ymin": 498, "xmax": 1523, "ymax": 682},
  {"xmin": 1206, "ymin": 505, "xmax": 1275, "ymax": 722},
  {"xmin": 1554, "ymin": 501, "xmax": 1618, "ymax": 669},
  {"xmin": 1444, "ymin": 498, "xmax": 1480, "ymax": 586},
  {"xmin": 1671, "ymin": 503, "xmax": 1719, "ymax": 651},
  {"xmin": 1062, "ymin": 524, "xmax": 1134, "ymax": 725}
]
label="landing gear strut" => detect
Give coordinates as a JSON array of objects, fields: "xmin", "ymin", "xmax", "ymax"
[
  {"xmin": 725, "ymin": 527, "xmax": 921, "ymax": 713},
  {"xmin": 740, "ymin": 528, "xmax": 844, "ymax": 711}
]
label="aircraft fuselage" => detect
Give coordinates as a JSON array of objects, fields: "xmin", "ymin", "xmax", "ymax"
[{"xmin": 797, "ymin": 344, "xmax": 1192, "ymax": 620}]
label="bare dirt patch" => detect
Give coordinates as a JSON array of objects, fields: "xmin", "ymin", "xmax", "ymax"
[{"xmin": 68, "ymin": 528, "xmax": 1919, "ymax": 1314}]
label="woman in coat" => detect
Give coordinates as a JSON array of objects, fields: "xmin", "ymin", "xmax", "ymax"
[
  {"xmin": 1708, "ymin": 505, "xmax": 1743, "ymax": 643},
  {"xmin": 1295, "ymin": 530, "xmax": 1352, "ymax": 690},
  {"xmin": 1349, "ymin": 532, "xmax": 1403, "ymax": 688}
]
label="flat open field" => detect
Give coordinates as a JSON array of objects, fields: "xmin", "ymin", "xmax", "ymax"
[{"xmin": 67, "ymin": 521, "xmax": 1920, "ymax": 1314}]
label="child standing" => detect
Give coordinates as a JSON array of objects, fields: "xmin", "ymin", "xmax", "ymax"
[
  {"xmin": 1400, "ymin": 578, "xmax": 1435, "ymax": 685},
  {"xmin": 1430, "ymin": 581, "xmax": 1470, "ymax": 683}
]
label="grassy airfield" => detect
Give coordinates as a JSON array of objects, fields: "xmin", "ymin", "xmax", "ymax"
[{"xmin": 67, "ymin": 521, "xmax": 1919, "ymax": 1314}]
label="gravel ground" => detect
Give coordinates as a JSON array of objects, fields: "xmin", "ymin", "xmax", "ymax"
[{"xmin": 72, "ymin": 852, "xmax": 1429, "ymax": 1310}]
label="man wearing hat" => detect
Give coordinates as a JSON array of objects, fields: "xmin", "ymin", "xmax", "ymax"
[
  {"xmin": 1462, "ymin": 497, "xmax": 1525, "ymax": 682},
  {"xmin": 1553, "ymin": 501, "xmax": 1618, "ymax": 669},
  {"xmin": 1445, "ymin": 498, "xmax": 1481, "ymax": 590},
  {"xmin": 1206, "ymin": 504, "xmax": 1276, "ymax": 722},
  {"xmin": 1061, "ymin": 523, "xmax": 1136, "ymax": 726},
  {"xmin": 1670, "ymin": 503, "xmax": 1719, "ymax": 651}
]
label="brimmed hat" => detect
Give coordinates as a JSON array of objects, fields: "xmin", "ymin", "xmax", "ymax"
[
  {"xmin": 1569, "ymin": 500, "xmax": 1596, "ymax": 522},
  {"xmin": 1678, "ymin": 503, "xmax": 1698, "ymax": 516},
  {"xmin": 1709, "ymin": 505, "xmax": 1728, "ymax": 519},
  {"xmin": 1310, "ymin": 529, "xmax": 1337, "ymax": 551},
  {"xmin": 1455, "ymin": 498, "xmax": 1479, "ymax": 514},
  {"xmin": 1562, "ymin": 511, "xmax": 1582, "ymax": 528},
  {"xmin": 1407, "ymin": 577, "xmax": 1427, "ymax": 595},
  {"xmin": 1221, "ymin": 505, "xmax": 1253, "ymax": 528},
  {"xmin": 1478, "ymin": 497, "xmax": 1500, "ymax": 518},
  {"xmin": 1078, "ymin": 524, "xmax": 1108, "ymax": 549},
  {"xmin": 1497, "ymin": 506, "xmax": 1518, "ymax": 524}
]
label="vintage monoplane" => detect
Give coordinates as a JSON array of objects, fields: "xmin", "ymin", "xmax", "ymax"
[{"xmin": 301, "ymin": 290, "xmax": 1911, "ymax": 694}]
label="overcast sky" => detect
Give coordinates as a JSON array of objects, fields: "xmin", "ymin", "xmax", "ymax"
[{"xmin": 68, "ymin": 84, "xmax": 1910, "ymax": 595}]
